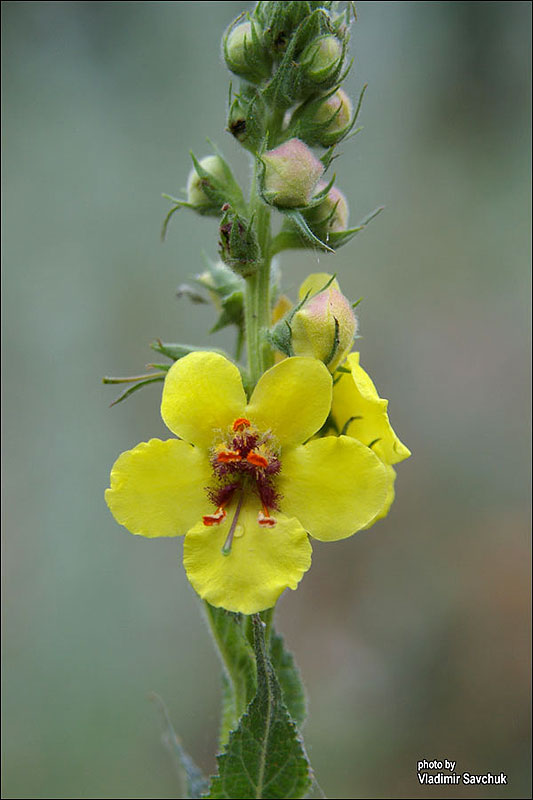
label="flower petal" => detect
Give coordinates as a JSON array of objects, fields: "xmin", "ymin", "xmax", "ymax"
[
  {"xmin": 161, "ymin": 352, "xmax": 247, "ymax": 449},
  {"xmin": 246, "ymin": 357, "xmax": 332, "ymax": 448},
  {"xmin": 332, "ymin": 353, "xmax": 411, "ymax": 465},
  {"xmin": 106, "ymin": 438, "xmax": 211, "ymax": 537},
  {"xmin": 183, "ymin": 499, "xmax": 312, "ymax": 614},
  {"xmin": 278, "ymin": 435, "xmax": 390, "ymax": 541},
  {"xmin": 363, "ymin": 465, "xmax": 396, "ymax": 529}
]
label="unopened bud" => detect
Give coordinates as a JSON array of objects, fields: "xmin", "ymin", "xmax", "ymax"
[
  {"xmin": 223, "ymin": 19, "xmax": 271, "ymax": 83},
  {"xmin": 227, "ymin": 87, "xmax": 266, "ymax": 153},
  {"xmin": 306, "ymin": 181, "xmax": 349, "ymax": 233},
  {"xmin": 314, "ymin": 89, "xmax": 353, "ymax": 146},
  {"xmin": 291, "ymin": 273, "xmax": 357, "ymax": 371},
  {"xmin": 186, "ymin": 155, "xmax": 226, "ymax": 211},
  {"xmin": 218, "ymin": 207, "xmax": 260, "ymax": 278},
  {"xmin": 302, "ymin": 35, "xmax": 343, "ymax": 83},
  {"xmin": 261, "ymin": 138, "xmax": 324, "ymax": 208}
]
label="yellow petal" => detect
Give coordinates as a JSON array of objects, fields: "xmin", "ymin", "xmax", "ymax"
[
  {"xmin": 161, "ymin": 352, "xmax": 247, "ymax": 449},
  {"xmin": 332, "ymin": 353, "xmax": 411, "ymax": 465},
  {"xmin": 106, "ymin": 438, "xmax": 211, "ymax": 537},
  {"xmin": 278, "ymin": 435, "xmax": 389, "ymax": 541},
  {"xmin": 183, "ymin": 498, "xmax": 312, "ymax": 614},
  {"xmin": 298, "ymin": 272, "xmax": 339, "ymax": 299},
  {"xmin": 246, "ymin": 357, "xmax": 332, "ymax": 448},
  {"xmin": 362, "ymin": 465, "xmax": 396, "ymax": 529}
]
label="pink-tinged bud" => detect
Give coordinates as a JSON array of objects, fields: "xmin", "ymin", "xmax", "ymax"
[
  {"xmin": 314, "ymin": 88, "xmax": 353, "ymax": 145},
  {"xmin": 291, "ymin": 273, "xmax": 357, "ymax": 371},
  {"xmin": 261, "ymin": 138, "xmax": 324, "ymax": 208},
  {"xmin": 186, "ymin": 155, "xmax": 226, "ymax": 208},
  {"xmin": 307, "ymin": 181, "xmax": 349, "ymax": 232}
]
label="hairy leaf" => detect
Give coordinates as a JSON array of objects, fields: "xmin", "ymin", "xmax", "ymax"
[
  {"xmin": 269, "ymin": 630, "xmax": 307, "ymax": 729},
  {"xmin": 205, "ymin": 616, "xmax": 312, "ymax": 799},
  {"xmin": 203, "ymin": 603, "xmax": 257, "ymax": 739}
]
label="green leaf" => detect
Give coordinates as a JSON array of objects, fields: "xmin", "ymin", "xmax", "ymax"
[
  {"xmin": 176, "ymin": 283, "xmax": 210, "ymax": 304},
  {"xmin": 150, "ymin": 341, "xmax": 228, "ymax": 361},
  {"xmin": 269, "ymin": 630, "xmax": 307, "ymax": 729},
  {"xmin": 279, "ymin": 210, "xmax": 334, "ymax": 253},
  {"xmin": 203, "ymin": 603, "xmax": 257, "ymax": 745},
  {"xmin": 106, "ymin": 375, "xmax": 165, "ymax": 407},
  {"xmin": 204, "ymin": 616, "xmax": 312, "ymax": 799},
  {"xmin": 210, "ymin": 289, "xmax": 245, "ymax": 334},
  {"xmin": 150, "ymin": 692, "xmax": 209, "ymax": 800}
]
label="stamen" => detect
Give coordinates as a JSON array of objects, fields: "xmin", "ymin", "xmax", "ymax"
[
  {"xmin": 246, "ymin": 451, "xmax": 268, "ymax": 469},
  {"xmin": 258, "ymin": 502, "xmax": 277, "ymax": 527},
  {"xmin": 217, "ymin": 449, "xmax": 241, "ymax": 463},
  {"xmin": 232, "ymin": 417, "xmax": 251, "ymax": 431},
  {"xmin": 258, "ymin": 510, "xmax": 276, "ymax": 527},
  {"xmin": 203, "ymin": 507, "xmax": 227, "ymax": 526},
  {"xmin": 222, "ymin": 491, "xmax": 245, "ymax": 556}
]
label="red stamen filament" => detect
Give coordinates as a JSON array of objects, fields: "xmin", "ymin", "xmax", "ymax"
[
  {"xmin": 246, "ymin": 451, "xmax": 269, "ymax": 469},
  {"xmin": 232, "ymin": 418, "xmax": 251, "ymax": 431},
  {"xmin": 222, "ymin": 490, "xmax": 245, "ymax": 556}
]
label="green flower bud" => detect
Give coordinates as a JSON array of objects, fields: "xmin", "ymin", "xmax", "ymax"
[
  {"xmin": 227, "ymin": 87, "xmax": 267, "ymax": 154},
  {"xmin": 314, "ymin": 88, "xmax": 353, "ymax": 146},
  {"xmin": 261, "ymin": 138, "xmax": 324, "ymax": 208},
  {"xmin": 306, "ymin": 181, "xmax": 349, "ymax": 233},
  {"xmin": 186, "ymin": 155, "xmax": 227, "ymax": 211},
  {"xmin": 218, "ymin": 206, "xmax": 260, "ymax": 278},
  {"xmin": 291, "ymin": 273, "xmax": 357, "ymax": 371},
  {"xmin": 301, "ymin": 35, "xmax": 343, "ymax": 83},
  {"xmin": 223, "ymin": 19, "xmax": 271, "ymax": 83}
]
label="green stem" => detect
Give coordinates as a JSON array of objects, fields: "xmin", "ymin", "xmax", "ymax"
[
  {"xmin": 244, "ymin": 112, "xmax": 286, "ymax": 387},
  {"xmin": 203, "ymin": 602, "xmax": 255, "ymax": 725},
  {"xmin": 244, "ymin": 272, "xmax": 261, "ymax": 387}
]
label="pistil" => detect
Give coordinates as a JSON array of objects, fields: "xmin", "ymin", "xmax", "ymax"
[{"xmin": 221, "ymin": 490, "xmax": 245, "ymax": 556}]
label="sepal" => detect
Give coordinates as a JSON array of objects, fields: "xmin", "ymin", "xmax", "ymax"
[{"xmin": 218, "ymin": 205, "xmax": 261, "ymax": 277}]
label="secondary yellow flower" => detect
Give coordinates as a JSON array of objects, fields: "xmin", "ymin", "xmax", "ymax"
[
  {"xmin": 331, "ymin": 352, "xmax": 411, "ymax": 526},
  {"xmin": 106, "ymin": 353, "xmax": 391, "ymax": 614}
]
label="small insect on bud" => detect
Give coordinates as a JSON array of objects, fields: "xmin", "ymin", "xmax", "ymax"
[
  {"xmin": 223, "ymin": 19, "xmax": 271, "ymax": 83},
  {"xmin": 301, "ymin": 35, "xmax": 344, "ymax": 84},
  {"xmin": 186, "ymin": 155, "xmax": 227, "ymax": 213},
  {"xmin": 305, "ymin": 181, "xmax": 349, "ymax": 234},
  {"xmin": 291, "ymin": 273, "xmax": 357, "ymax": 371},
  {"xmin": 314, "ymin": 88, "xmax": 353, "ymax": 146},
  {"xmin": 260, "ymin": 138, "xmax": 324, "ymax": 209}
]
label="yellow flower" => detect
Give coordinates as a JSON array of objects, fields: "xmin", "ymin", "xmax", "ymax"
[
  {"xmin": 106, "ymin": 352, "xmax": 391, "ymax": 614},
  {"xmin": 331, "ymin": 352, "xmax": 411, "ymax": 526}
]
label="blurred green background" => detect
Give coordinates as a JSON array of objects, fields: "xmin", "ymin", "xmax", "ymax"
[{"xmin": 2, "ymin": 2, "xmax": 531, "ymax": 798}]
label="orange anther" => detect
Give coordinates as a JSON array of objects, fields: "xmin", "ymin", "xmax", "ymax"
[
  {"xmin": 258, "ymin": 510, "xmax": 276, "ymax": 527},
  {"xmin": 217, "ymin": 449, "xmax": 242, "ymax": 463},
  {"xmin": 232, "ymin": 417, "xmax": 251, "ymax": 431},
  {"xmin": 247, "ymin": 451, "xmax": 269, "ymax": 469},
  {"xmin": 203, "ymin": 507, "xmax": 227, "ymax": 526}
]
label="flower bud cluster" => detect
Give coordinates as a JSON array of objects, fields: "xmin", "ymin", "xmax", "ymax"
[{"xmin": 223, "ymin": 2, "xmax": 357, "ymax": 154}]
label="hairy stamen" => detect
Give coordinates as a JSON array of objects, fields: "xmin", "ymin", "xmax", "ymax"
[
  {"xmin": 246, "ymin": 451, "xmax": 269, "ymax": 469},
  {"xmin": 258, "ymin": 504, "xmax": 277, "ymax": 528},
  {"xmin": 203, "ymin": 506, "xmax": 227, "ymax": 526},
  {"xmin": 232, "ymin": 417, "xmax": 251, "ymax": 431},
  {"xmin": 217, "ymin": 449, "xmax": 241, "ymax": 463}
]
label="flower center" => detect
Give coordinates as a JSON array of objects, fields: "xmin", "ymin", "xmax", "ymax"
[{"xmin": 202, "ymin": 417, "xmax": 281, "ymax": 548}]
